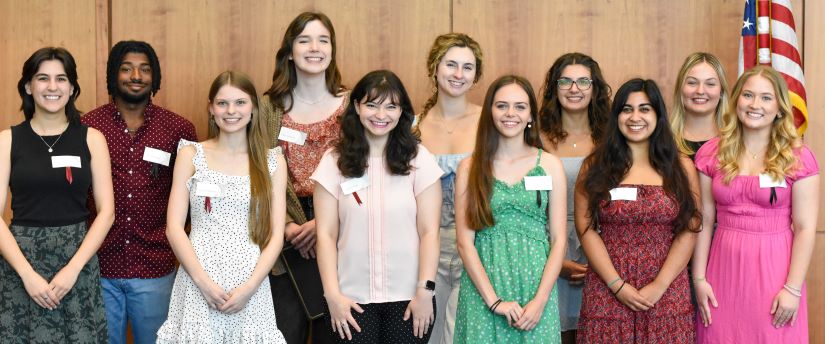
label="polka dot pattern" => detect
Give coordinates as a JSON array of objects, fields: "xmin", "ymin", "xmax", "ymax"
[
  {"xmin": 156, "ymin": 140, "xmax": 286, "ymax": 343},
  {"xmin": 81, "ymin": 102, "xmax": 197, "ymax": 279}
]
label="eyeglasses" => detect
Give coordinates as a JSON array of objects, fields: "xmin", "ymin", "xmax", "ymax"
[{"xmin": 557, "ymin": 77, "xmax": 593, "ymax": 90}]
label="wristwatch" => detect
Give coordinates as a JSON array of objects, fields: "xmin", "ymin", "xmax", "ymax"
[{"xmin": 418, "ymin": 280, "xmax": 436, "ymax": 292}]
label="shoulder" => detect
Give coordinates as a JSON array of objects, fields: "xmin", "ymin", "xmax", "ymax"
[
  {"xmin": 540, "ymin": 149, "xmax": 563, "ymax": 170},
  {"xmin": 86, "ymin": 127, "xmax": 107, "ymax": 144},
  {"xmin": 0, "ymin": 129, "xmax": 11, "ymax": 147},
  {"xmin": 81, "ymin": 103, "xmax": 114, "ymax": 124}
]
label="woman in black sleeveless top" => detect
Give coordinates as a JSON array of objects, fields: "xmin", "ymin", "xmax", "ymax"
[{"xmin": 0, "ymin": 47, "xmax": 114, "ymax": 343}]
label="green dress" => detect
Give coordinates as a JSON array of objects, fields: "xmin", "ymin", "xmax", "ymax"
[{"xmin": 454, "ymin": 151, "xmax": 561, "ymax": 344}]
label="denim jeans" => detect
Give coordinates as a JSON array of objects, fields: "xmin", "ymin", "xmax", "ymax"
[{"xmin": 101, "ymin": 271, "xmax": 175, "ymax": 344}]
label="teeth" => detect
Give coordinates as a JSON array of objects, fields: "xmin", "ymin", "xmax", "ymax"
[
  {"xmin": 306, "ymin": 57, "xmax": 323, "ymax": 62},
  {"xmin": 45, "ymin": 95, "xmax": 60, "ymax": 100},
  {"xmin": 747, "ymin": 112, "xmax": 764, "ymax": 118},
  {"xmin": 501, "ymin": 121, "xmax": 519, "ymax": 128},
  {"xmin": 566, "ymin": 96, "xmax": 583, "ymax": 101},
  {"xmin": 628, "ymin": 124, "xmax": 645, "ymax": 130},
  {"xmin": 223, "ymin": 118, "xmax": 241, "ymax": 123},
  {"xmin": 448, "ymin": 80, "xmax": 464, "ymax": 87},
  {"xmin": 691, "ymin": 98, "xmax": 708, "ymax": 104},
  {"xmin": 371, "ymin": 120, "xmax": 389, "ymax": 127}
]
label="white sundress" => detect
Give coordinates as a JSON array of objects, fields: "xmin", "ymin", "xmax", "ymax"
[{"xmin": 157, "ymin": 139, "xmax": 286, "ymax": 343}]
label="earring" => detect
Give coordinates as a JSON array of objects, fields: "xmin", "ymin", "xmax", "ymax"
[{"xmin": 527, "ymin": 122, "xmax": 532, "ymax": 128}]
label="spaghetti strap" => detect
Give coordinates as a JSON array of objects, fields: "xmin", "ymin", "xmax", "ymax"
[{"xmin": 534, "ymin": 148, "xmax": 542, "ymax": 166}]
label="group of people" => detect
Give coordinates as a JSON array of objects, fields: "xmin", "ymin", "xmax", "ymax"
[{"xmin": 0, "ymin": 10, "xmax": 817, "ymax": 344}]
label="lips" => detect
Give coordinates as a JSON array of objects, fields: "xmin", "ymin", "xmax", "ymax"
[
  {"xmin": 370, "ymin": 120, "xmax": 390, "ymax": 128},
  {"xmin": 690, "ymin": 97, "xmax": 709, "ymax": 104},
  {"xmin": 222, "ymin": 117, "xmax": 243, "ymax": 124},
  {"xmin": 448, "ymin": 80, "xmax": 465, "ymax": 88},
  {"xmin": 305, "ymin": 56, "xmax": 324, "ymax": 63},
  {"xmin": 745, "ymin": 111, "xmax": 765, "ymax": 119},
  {"xmin": 626, "ymin": 123, "xmax": 647, "ymax": 132},
  {"xmin": 500, "ymin": 120, "xmax": 521, "ymax": 128},
  {"xmin": 44, "ymin": 95, "xmax": 61, "ymax": 100}
]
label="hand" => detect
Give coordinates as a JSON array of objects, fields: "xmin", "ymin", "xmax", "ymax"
[
  {"xmin": 219, "ymin": 282, "xmax": 256, "ymax": 314},
  {"xmin": 560, "ymin": 260, "xmax": 587, "ymax": 282},
  {"xmin": 49, "ymin": 266, "xmax": 81, "ymax": 303},
  {"xmin": 493, "ymin": 301, "xmax": 523, "ymax": 326},
  {"xmin": 22, "ymin": 271, "xmax": 59, "ymax": 310},
  {"xmin": 514, "ymin": 298, "xmax": 547, "ymax": 331},
  {"xmin": 637, "ymin": 279, "xmax": 667, "ymax": 306},
  {"xmin": 613, "ymin": 282, "xmax": 653, "ymax": 312},
  {"xmin": 403, "ymin": 289, "xmax": 434, "ymax": 338},
  {"xmin": 326, "ymin": 292, "xmax": 364, "ymax": 340},
  {"xmin": 771, "ymin": 288, "xmax": 800, "ymax": 328},
  {"xmin": 194, "ymin": 277, "xmax": 230, "ymax": 310},
  {"xmin": 291, "ymin": 220, "xmax": 317, "ymax": 259},
  {"xmin": 694, "ymin": 279, "xmax": 718, "ymax": 327}
]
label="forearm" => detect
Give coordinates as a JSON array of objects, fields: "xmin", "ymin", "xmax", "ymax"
[
  {"xmin": 167, "ymin": 224, "xmax": 211, "ymax": 285},
  {"xmin": 654, "ymin": 231, "xmax": 696, "ymax": 287},
  {"xmin": 785, "ymin": 227, "xmax": 815, "ymax": 288},
  {"xmin": 0, "ymin": 225, "xmax": 37, "ymax": 278},
  {"xmin": 416, "ymin": 229, "xmax": 439, "ymax": 283},
  {"xmin": 316, "ymin": 232, "xmax": 342, "ymax": 297},
  {"xmin": 457, "ymin": 236, "xmax": 499, "ymax": 306},
  {"xmin": 247, "ymin": 236, "xmax": 284, "ymax": 288},
  {"xmin": 579, "ymin": 230, "xmax": 621, "ymax": 284},
  {"xmin": 691, "ymin": 222, "xmax": 714, "ymax": 278},
  {"xmin": 65, "ymin": 209, "xmax": 113, "ymax": 272},
  {"xmin": 533, "ymin": 235, "xmax": 566, "ymax": 302}
]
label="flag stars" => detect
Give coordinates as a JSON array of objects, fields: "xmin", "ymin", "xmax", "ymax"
[{"xmin": 743, "ymin": 18, "xmax": 753, "ymax": 30}]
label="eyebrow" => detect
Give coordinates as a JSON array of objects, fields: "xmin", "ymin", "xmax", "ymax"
[
  {"xmin": 296, "ymin": 34, "xmax": 330, "ymax": 39},
  {"xmin": 34, "ymin": 72, "xmax": 67, "ymax": 77}
]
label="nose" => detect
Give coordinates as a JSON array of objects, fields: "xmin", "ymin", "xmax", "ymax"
[
  {"xmin": 309, "ymin": 39, "xmax": 319, "ymax": 51},
  {"xmin": 227, "ymin": 102, "xmax": 237, "ymax": 114},
  {"xmin": 453, "ymin": 67, "xmax": 463, "ymax": 79},
  {"xmin": 696, "ymin": 83, "xmax": 705, "ymax": 95},
  {"xmin": 47, "ymin": 78, "xmax": 58, "ymax": 90},
  {"xmin": 130, "ymin": 67, "xmax": 141, "ymax": 81}
]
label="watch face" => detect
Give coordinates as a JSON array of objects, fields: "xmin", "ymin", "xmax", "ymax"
[{"xmin": 426, "ymin": 280, "xmax": 436, "ymax": 291}]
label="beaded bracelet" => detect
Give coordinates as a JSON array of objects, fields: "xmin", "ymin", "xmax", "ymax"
[
  {"xmin": 607, "ymin": 277, "xmax": 622, "ymax": 288},
  {"xmin": 489, "ymin": 298, "xmax": 503, "ymax": 312},
  {"xmin": 783, "ymin": 284, "xmax": 802, "ymax": 297},
  {"xmin": 613, "ymin": 281, "xmax": 626, "ymax": 296}
]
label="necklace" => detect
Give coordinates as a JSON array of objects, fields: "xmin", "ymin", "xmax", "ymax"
[
  {"xmin": 437, "ymin": 112, "xmax": 473, "ymax": 135},
  {"xmin": 293, "ymin": 91, "xmax": 323, "ymax": 105},
  {"xmin": 745, "ymin": 146, "xmax": 765, "ymax": 159},
  {"xmin": 32, "ymin": 122, "xmax": 68, "ymax": 153}
]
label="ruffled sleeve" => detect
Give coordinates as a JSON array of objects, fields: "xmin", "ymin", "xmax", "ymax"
[
  {"xmin": 309, "ymin": 149, "xmax": 342, "ymax": 199},
  {"xmin": 790, "ymin": 144, "xmax": 819, "ymax": 181},
  {"xmin": 693, "ymin": 137, "xmax": 720, "ymax": 178},
  {"xmin": 412, "ymin": 145, "xmax": 444, "ymax": 196}
]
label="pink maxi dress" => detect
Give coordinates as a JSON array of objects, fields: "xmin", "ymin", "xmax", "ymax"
[{"xmin": 694, "ymin": 137, "xmax": 818, "ymax": 344}]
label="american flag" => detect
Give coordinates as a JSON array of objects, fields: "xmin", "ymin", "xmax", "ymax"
[{"xmin": 738, "ymin": 0, "xmax": 808, "ymax": 134}]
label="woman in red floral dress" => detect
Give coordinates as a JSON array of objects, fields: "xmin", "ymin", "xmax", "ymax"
[{"xmin": 574, "ymin": 79, "xmax": 701, "ymax": 343}]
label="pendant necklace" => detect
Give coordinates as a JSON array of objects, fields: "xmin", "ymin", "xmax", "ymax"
[
  {"xmin": 293, "ymin": 91, "xmax": 323, "ymax": 105},
  {"xmin": 33, "ymin": 122, "xmax": 67, "ymax": 153}
]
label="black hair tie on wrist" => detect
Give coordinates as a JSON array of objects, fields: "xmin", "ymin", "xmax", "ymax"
[{"xmin": 613, "ymin": 281, "xmax": 626, "ymax": 296}]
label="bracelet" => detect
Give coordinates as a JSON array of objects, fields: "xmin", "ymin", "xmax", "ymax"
[
  {"xmin": 607, "ymin": 277, "xmax": 622, "ymax": 288},
  {"xmin": 489, "ymin": 298, "xmax": 503, "ymax": 312},
  {"xmin": 784, "ymin": 283, "xmax": 801, "ymax": 293},
  {"xmin": 783, "ymin": 284, "xmax": 802, "ymax": 297},
  {"xmin": 694, "ymin": 276, "xmax": 706, "ymax": 282},
  {"xmin": 613, "ymin": 281, "xmax": 626, "ymax": 296}
]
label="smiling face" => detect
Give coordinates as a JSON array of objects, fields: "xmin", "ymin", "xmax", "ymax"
[
  {"xmin": 25, "ymin": 59, "xmax": 74, "ymax": 116},
  {"xmin": 618, "ymin": 91, "xmax": 657, "ymax": 143},
  {"xmin": 355, "ymin": 93, "xmax": 402, "ymax": 139},
  {"xmin": 290, "ymin": 20, "xmax": 333, "ymax": 76},
  {"xmin": 209, "ymin": 85, "xmax": 254, "ymax": 134},
  {"xmin": 435, "ymin": 46, "xmax": 477, "ymax": 97},
  {"xmin": 491, "ymin": 83, "xmax": 532, "ymax": 138},
  {"xmin": 557, "ymin": 64, "xmax": 593, "ymax": 113},
  {"xmin": 735, "ymin": 74, "xmax": 780, "ymax": 132},
  {"xmin": 115, "ymin": 52, "xmax": 153, "ymax": 104},
  {"xmin": 681, "ymin": 62, "xmax": 722, "ymax": 116}
]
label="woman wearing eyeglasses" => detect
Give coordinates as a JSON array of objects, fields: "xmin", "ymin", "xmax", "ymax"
[{"xmin": 537, "ymin": 53, "xmax": 611, "ymax": 344}]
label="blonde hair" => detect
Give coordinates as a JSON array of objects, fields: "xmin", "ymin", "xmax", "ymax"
[
  {"xmin": 208, "ymin": 71, "xmax": 274, "ymax": 248},
  {"xmin": 717, "ymin": 66, "xmax": 800, "ymax": 184},
  {"xmin": 415, "ymin": 33, "xmax": 483, "ymax": 134},
  {"xmin": 670, "ymin": 52, "xmax": 730, "ymax": 156}
]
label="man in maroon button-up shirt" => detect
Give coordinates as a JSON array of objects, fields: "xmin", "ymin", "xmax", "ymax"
[{"xmin": 82, "ymin": 40, "xmax": 196, "ymax": 344}]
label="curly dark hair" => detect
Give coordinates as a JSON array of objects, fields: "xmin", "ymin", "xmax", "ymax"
[
  {"xmin": 106, "ymin": 40, "xmax": 162, "ymax": 96},
  {"xmin": 538, "ymin": 52, "xmax": 611, "ymax": 148},
  {"xmin": 335, "ymin": 70, "xmax": 419, "ymax": 177},
  {"xmin": 579, "ymin": 78, "xmax": 699, "ymax": 234}
]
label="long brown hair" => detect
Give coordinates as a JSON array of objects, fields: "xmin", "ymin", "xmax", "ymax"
[
  {"xmin": 538, "ymin": 52, "xmax": 611, "ymax": 148},
  {"xmin": 264, "ymin": 12, "xmax": 344, "ymax": 112},
  {"xmin": 466, "ymin": 75, "xmax": 542, "ymax": 230},
  {"xmin": 208, "ymin": 71, "xmax": 273, "ymax": 248}
]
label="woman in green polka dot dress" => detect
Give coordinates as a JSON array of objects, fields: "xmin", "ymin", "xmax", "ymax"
[{"xmin": 453, "ymin": 75, "xmax": 566, "ymax": 344}]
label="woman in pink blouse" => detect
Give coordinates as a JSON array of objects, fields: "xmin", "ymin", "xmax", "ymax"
[{"xmin": 313, "ymin": 70, "xmax": 442, "ymax": 344}]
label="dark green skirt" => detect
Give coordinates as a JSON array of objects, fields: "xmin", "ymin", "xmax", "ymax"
[{"xmin": 0, "ymin": 221, "xmax": 107, "ymax": 343}]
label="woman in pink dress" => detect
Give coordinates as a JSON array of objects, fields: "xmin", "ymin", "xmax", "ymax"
[{"xmin": 693, "ymin": 66, "xmax": 819, "ymax": 343}]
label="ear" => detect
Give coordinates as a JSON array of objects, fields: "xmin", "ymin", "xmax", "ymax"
[{"xmin": 25, "ymin": 83, "xmax": 32, "ymax": 95}]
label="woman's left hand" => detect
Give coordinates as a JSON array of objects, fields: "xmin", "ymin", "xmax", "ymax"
[
  {"xmin": 403, "ymin": 289, "xmax": 434, "ymax": 339},
  {"xmin": 220, "ymin": 282, "xmax": 256, "ymax": 314},
  {"xmin": 514, "ymin": 298, "xmax": 547, "ymax": 331},
  {"xmin": 771, "ymin": 288, "xmax": 800, "ymax": 328},
  {"xmin": 638, "ymin": 279, "xmax": 667, "ymax": 306},
  {"xmin": 49, "ymin": 266, "xmax": 81, "ymax": 302}
]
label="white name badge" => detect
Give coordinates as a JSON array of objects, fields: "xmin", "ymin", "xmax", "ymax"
[
  {"xmin": 278, "ymin": 127, "xmax": 308, "ymax": 145},
  {"xmin": 143, "ymin": 147, "xmax": 172, "ymax": 166},
  {"xmin": 524, "ymin": 176, "xmax": 553, "ymax": 191},
  {"xmin": 195, "ymin": 181, "xmax": 223, "ymax": 198},
  {"xmin": 340, "ymin": 175, "xmax": 369, "ymax": 195},
  {"xmin": 759, "ymin": 173, "xmax": 787, "ymax": 188},
  {"xmin": 609, "ymin": 187, "xmax": 637, "ymax": 201},
  {"xmin": 51, "ymin": 155, "xmax": 81, "ymax": 168}
]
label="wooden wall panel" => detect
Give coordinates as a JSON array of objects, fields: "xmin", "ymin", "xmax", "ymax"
[
  {"xmin": 804, "ymin": 0, "xmax": 825, "ymax": 232},
  {"xmin": 808, "ymin": 232, "xmax": 825, "ymax": 343},
  {"xmin": 452, "ymin": 0, "xmax": 742, "ymax": 107},
  {"xmin": 110, "ymin": 0, "xmax": 450, "ymax": 138}
]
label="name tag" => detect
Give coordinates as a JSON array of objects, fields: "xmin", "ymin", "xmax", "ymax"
[
  {"xmin": 195, "ymin": 181, "xmax": 223, "ymax": 198},
  {"xmin": 524, "ymin": 176, "xmax": 553, "ymax": 191},
  {"xmin": 340, "ymin": 175, "xmax": 369, "ymax": 195},
  {"xmin": 278, "ymin": 127, "xmax": 307, "ymax": 145},
  {"xmin": 759, "ymin": 173, "xmax": 787, "ymax": 188},
  {"xmin": 609, "ymin": 187, "xmax": 637, "ymax": 201},
  {"xmin": 51, "ymin": 155, "xmax": 81, "ymax": 168},
  {"xmin": 143, "ymin": 147, "xmax": 172, "ymax": 166}
]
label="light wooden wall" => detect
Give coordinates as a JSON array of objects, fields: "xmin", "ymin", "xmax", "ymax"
[{"xmin": 1, "ymin": 0, "xmax": 822, "ymax": 340}]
